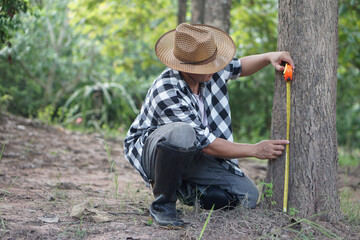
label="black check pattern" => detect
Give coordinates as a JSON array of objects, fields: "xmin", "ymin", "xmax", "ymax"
[{"xmin": 124, "ymin": 58, "xmax": 243, "ymax": 184}]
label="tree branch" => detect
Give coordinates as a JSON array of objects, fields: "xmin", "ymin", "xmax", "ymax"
[{"xmin": 16, "ymin": 59, "xmax": 46, "ymax": 89}]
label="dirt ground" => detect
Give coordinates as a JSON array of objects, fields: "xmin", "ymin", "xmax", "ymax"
[{"xmin": 0, "ymin": 113, "xmax": 359, "ymax": 240}]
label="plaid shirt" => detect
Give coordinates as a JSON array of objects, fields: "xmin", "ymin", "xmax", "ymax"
[{"xmin": 124, "ymin": 58, "xmax": 244, "ymax": 184}]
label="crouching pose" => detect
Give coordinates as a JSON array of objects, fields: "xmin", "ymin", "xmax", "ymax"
[{"xmin": 124, "ymin": 23, "xmax": 293, "ymax": 228}]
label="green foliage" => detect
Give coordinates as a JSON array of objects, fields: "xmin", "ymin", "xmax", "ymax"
[
  {"xmin": 63, "ymin": 79, "xmax": 139, "ymax": 128},
  {"xmin": 288, "ymin": 207, "xmax": 299, "ymax": 216},
  {"xmin": 67, "ymin": 0, "xmax": 176, "ymax": 78},
  {"xmin": 338, "ymin": 147, "xmax": 360, "ymax": 167},
  {"xmin": 229, "ymin": 0, "xmax": 278, "ymax": 143},
  {"xmin": 0, "ymin": 94, "xmax": 13, "ymax": 113},
  {"xmin": 37, "ymin": 105, "xmax": 55, "ymax": 124},
  {"xmin": 0, "ymin": 0, "xmax": 143, "ymax": 129},
  {"xmin": 1, "ymin": 0, "xmax": 105, "ymax": 116},
  {"xmin": 260, "ymin": 181, "xmax": 277, "ymax": 206},
  {"xmin": 337, "ymin": 0, "xmax": 360, "ymax": 152},
  {"xmin": 0, "ymin": 0, "xmax": 28, "ymax": 48}
]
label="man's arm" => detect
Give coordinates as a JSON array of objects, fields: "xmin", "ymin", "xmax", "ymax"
[
  {"xmin": 202, "ymin": 137, "xmax": 289, "ymax": 160},
  {"xmin": 240, "ymin": 51, "xmax": 295, "ymax": 77}
]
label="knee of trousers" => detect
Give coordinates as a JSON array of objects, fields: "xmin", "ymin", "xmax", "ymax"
[
  {"xmin": 200, "ymin": 186, "xmax": 240, "ymax": 210},
  {"xmin": 177, "ymin": 183, "xmax": 241, "ymax": 210},
  {"xmin": 240, "ymin": 186, "xmax": 259, "ymax": 209},
  {"xmin": 200, "ymin": 186, "xmax": 259, "ymax": 210},
  {"xmin": 160, "ymin": 122, "xmax": 196, "ymax": 149}
]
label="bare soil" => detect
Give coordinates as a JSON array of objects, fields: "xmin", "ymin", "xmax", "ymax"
[{"xmin": 0, "ymin": 113, "xmax": 359, "ymax": 240}]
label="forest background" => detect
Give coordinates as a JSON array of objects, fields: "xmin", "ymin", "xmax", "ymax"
[{"xmin": 0, "ymin": 0, "xmax": 359, "ymax": 167}]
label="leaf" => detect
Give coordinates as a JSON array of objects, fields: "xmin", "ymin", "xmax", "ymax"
[
  {"xmin": 70, "ymin": 202, "xmax": 88, "ymax": 218},
  {"xmin": 90, "ymin": 213, "xmax": 111, "ymax": 223},
  {"xmin": 70, "ymin": 202, "xmax": 112, "ymax": 223}
]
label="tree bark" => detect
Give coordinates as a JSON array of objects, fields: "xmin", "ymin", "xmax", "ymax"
[
  {"xmin": 190, "ymin": 0, "xmax": 231, "ymax": 33},
  {"xmin": 191, "ymin": 0, "xmax": 204, "ymax": 24},
  {"xmin": 204, "ymin": 0, "xmax": 231, "ymax": 33},
  {"xmin": 266, "ymin": 0, "xmax": 342, "ymax": 222},
  {"xmin": 178, "ymin": 0, "xmax": 187, "ymax": 25}
]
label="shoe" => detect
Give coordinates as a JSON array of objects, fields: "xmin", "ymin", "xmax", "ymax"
[{"xmin": 149, "ymin": 199, "xmax": 184, "ymax": 228}]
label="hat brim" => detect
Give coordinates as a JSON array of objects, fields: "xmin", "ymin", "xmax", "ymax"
[{"xmin": 155, "ymin": 24, "xmax": 236, "ymax": 74}]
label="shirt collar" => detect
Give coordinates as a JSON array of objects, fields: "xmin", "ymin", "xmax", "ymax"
[
  {"xmin": 172, "ymin": 69, "xmax": 188, "ymax": 91},
  {"xmin": 172, "ymin": 69, "xmax": 210, "ymax": 96}
]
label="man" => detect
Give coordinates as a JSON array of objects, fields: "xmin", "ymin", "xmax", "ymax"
[{"xmin": 124, "ymin": 23, "xmax": 294, "ymax": 228}]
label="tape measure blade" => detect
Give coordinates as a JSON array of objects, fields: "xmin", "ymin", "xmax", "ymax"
[{"xmin": 283, "ymin": 81, "xmax": 291, "ymax": 212}]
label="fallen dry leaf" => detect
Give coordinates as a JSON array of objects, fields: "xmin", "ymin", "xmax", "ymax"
[{"xmin": 70, "ymin": 202, "xmax": 112, "ymax": 223}]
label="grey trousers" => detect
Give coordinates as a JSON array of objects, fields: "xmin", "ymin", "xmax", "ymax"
[{"xmin": 141, "ymin": 122, "xmax": 259, "ymax": 208}]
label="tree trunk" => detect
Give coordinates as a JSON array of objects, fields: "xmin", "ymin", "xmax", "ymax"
[
  {"xmin": 191, "ymin": 0, "xmax": 204, "ymax": 24},
  {"xmin": 266, "ymin": 0, "xmax": 342, "ymax": 222},
  {"xmin": 191, "ymin": 0, "xmax": 231, "ymax": 33},
  {"xmin": 178, "ymin": 0, "xmax": 187, "ymax": 25},
  {"xmin": 204, "ymin": 0, "xmax": 231, "ymax": 33}
]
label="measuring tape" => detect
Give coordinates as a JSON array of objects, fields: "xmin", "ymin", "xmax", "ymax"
[{"xmin": 283, "ymin": 63, "xmax": 293, "ymax": 213}]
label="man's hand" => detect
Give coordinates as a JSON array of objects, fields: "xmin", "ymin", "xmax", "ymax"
[
  {"xmin": 253, "ymin": 140, "xmax": 289, "ymax": 160},
  {"xmin": 240, "ymin": 51, "xmax": 295, "ymax": 77},
  {"xmin": 269, "ymin": 51, "xmax": 295, "ymax": 72}
]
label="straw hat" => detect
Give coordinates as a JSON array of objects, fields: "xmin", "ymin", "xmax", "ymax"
[{"xmin": 155, "ymin": 23, "xmax": 236, "ymax": 74}]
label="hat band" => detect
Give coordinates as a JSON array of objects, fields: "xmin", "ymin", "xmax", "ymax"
[{"xmin": 180, "ymin": 47, "xmax": 218, "ymax": 65}]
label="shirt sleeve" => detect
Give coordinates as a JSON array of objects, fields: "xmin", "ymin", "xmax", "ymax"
[{"xmin": 227, "ymin": 58, "xmax": 242, "ymax": 79}]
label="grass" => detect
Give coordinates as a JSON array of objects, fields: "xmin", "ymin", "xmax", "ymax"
[
  {"xmin": 338, "ymin": 147, "xmax": 360, "ymax": 167},
  {"xmin": 97, "ymin": 138, "xmax": 119, "ymax": 198},
  {"xmin": 0, "ymin": 143, "xmax": 18, "ymax": 200},
  {"xmin": 75, "ymin": 215, "xmax": 87, "ymax": 239},
  {"xmin": 338, "ymin": 149, "xmax": 360, "ymax": 228},
  {"xmin": 0, "ymin": 142, "xmax": 6, "ymax": 237},
  {"xmin": 340, "ymin": 185, "xmax": 360, "ymax": 226},
  {"xmin": 52, "ymin": 172, "xmax": 67, "ymax": 201},
  {"xmin": 0, "ymin": 143, "xmax": 19, "ymax": 238},
  {"xmin": 198, "ymin": 204, "xmax": 215, "ymax": 240},
  {"xmin": 258, "ymin": 211, "xmax": 342, "ymax": 240},
  {"xmin": 0, "ymin": 142, "xmax": 4, "ymax": 160}
]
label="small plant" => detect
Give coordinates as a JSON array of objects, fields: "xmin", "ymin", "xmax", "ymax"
[
  {"xmin": 288, "ymin": 207, "xmax": 299, "ymax": 216},
  {"xmin": 96, "ymin": 138, "xmax": 113, "ymax": 171},
  {"xmin": 0, "ymin": 142, "xmax": 4, "ymax": 161},
  {"xmin": 1, "ymin": 217, "xmax": 6, "ymax": 230},
  {"xmin": 53, "ymin": 172, "xmax": 66, "ymax": 201},
  {"xmin": 38, "ymin": 105, "xmax": 55, "ymax": 124},
  {"xmin": 146, "ymin": 218, "xmax": 153, "ymax": 226},
  {"xmin": 75, "ymin": 215, "xmax": 87, "ymax": 239},
  {"xmin": 0, "ymin": 94, "xmax": 13, "ymax": 113},
  {"xmin": 114, "ymin": 171, "xmax": 119, "ymax": 198},
  {"xmin": 97, "ymin": 138, "xmax": 119, "ymax": 198},
  {"xmin": 259, "ymin": 181, "xmax": 277, "ymax": 206}
]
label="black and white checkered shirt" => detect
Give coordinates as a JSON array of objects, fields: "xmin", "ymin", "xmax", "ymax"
[{"xmin": 124, "ymin": 58, "xmax": 244, "ymax": 184}]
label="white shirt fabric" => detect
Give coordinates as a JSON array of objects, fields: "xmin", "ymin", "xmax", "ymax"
[{"xmin": 194, "ymin": 94, "xmax": 208, "ymax": 127}]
